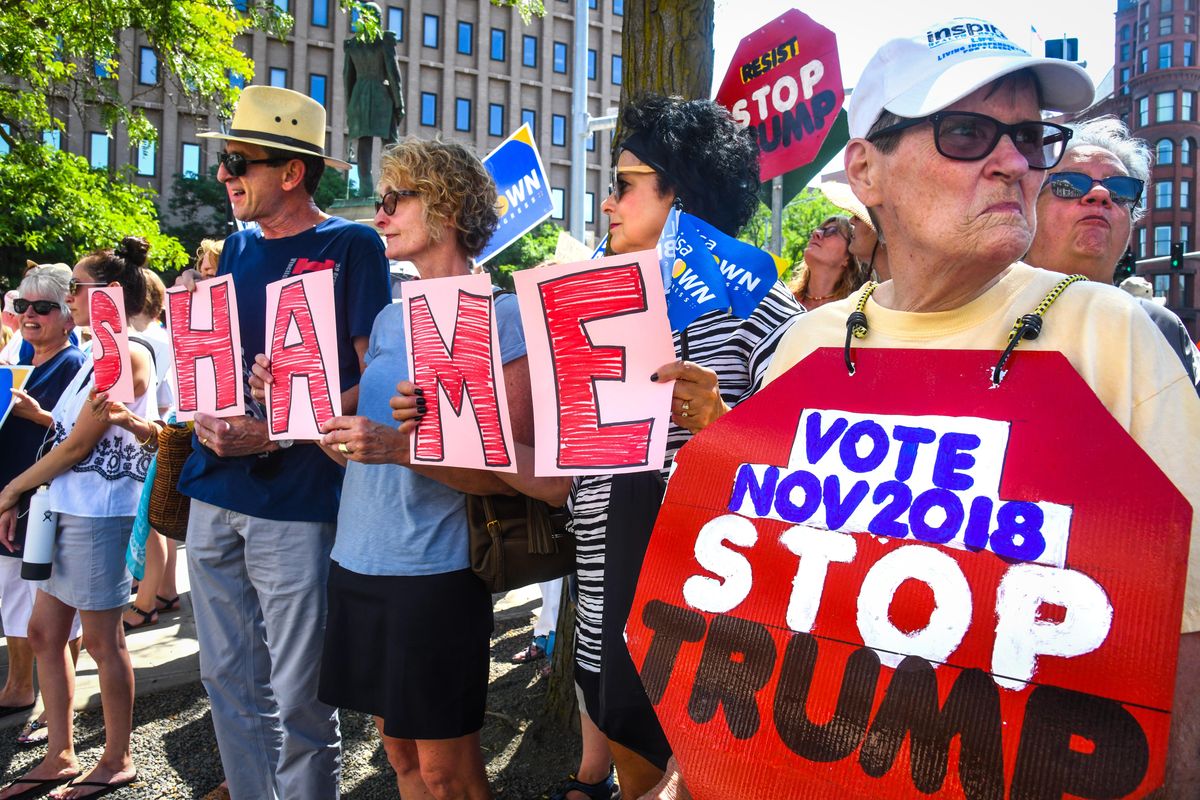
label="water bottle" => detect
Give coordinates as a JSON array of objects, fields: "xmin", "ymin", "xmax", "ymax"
[{"xmin": 21, "ymin": 485, "xmax": 56, "ymax": 580}]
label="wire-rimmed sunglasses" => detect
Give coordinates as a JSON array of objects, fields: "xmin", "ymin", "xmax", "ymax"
[
  {"xmin": 1043, "ymin": 171, "xmax": 1145, "ymax": 209},
  {"xmin": 374, "ymin": 189, "xmax": 420, "ymax": 215},
  {"xmin": 218, "ymin": 151, "xmax": 292, "ymax": 178},
  {"xmin": 811, "ymin": 222, "xmax": 849, "ymax": 242},
  {"xmin": 13, "ymin": 299, "xmax": 60, "ymax": 315},
  {"xmin": 67, "ymin": 278, "xmax": 106, "ymax": 295},
  {"xmin": 868, "ymin": 111, "xmax": 1074, "ymax": 170}
]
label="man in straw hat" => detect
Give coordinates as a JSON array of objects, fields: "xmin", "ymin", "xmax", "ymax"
[{"xmin": 179, "ymin": 85, "xmax": 390, "ymax": 799}]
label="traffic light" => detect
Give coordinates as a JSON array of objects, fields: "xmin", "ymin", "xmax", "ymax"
[
  {"xmin": 1117, "ymin": 247, "xmax": 1136, "ymax": 281},
  {"xmin": 1170, "ymin": 241, "xmax": 1184, "ymax": 270}
]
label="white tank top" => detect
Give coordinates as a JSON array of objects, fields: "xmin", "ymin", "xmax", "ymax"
[{"xmin": 47, "ymin": 339, "xmax": 159, "ymax": 518}]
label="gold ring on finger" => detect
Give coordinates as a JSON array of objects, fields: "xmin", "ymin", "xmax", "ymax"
[
  {"xmin": 681, "ymin": 411, "xmax": 690, "ymax": 418},
  {"xmin": 682, "ymin": 401, "xmax": 690, "ymax": 412},
  {"xmin": 338, "ymin": 443, "xmax": 351, "ymax": 455}
]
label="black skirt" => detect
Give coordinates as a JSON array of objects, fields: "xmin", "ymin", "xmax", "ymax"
[{"xmin": 319, "ymin": 562, "xmax": 494, "ymax": 740}]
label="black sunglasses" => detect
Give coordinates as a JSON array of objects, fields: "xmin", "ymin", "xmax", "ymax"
[
  {"xmin": 218, "ymin": 151, "xmax": 291, "ymax": 178},
  {"xmin": 813, "ymin": 223, "xmax": 848, "ymax": 241},
  {"xmin": 374, "ymin": 189, "xmax": 420, "ymax": 215},
  {"xmin": 1044, "ymin": 171, "xmax": 1145, "ymax": 209},
  {"xmin": 67, "ymin": 278, "xmax": 106, "ymax": 295},
  {"xmin": 13, "ymin": 299, "xmax": 60, "ymax": 315},
  {"xmin": 868, "ymin": 111, "xmax": 1074, "ymax": 170}
]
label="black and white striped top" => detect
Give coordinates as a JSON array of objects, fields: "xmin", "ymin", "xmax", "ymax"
[{"xmin": 570, "ymin": 281, "xmax": 803, "ymax": 672}]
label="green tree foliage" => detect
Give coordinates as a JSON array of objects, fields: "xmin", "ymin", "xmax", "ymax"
[
  {"xmin": 486, "ymin": 221, "xmax": 561, "ymax": 290},
  {"xmin": 739, "ymin": 189, "xmax": 843, "ymax": 282}
]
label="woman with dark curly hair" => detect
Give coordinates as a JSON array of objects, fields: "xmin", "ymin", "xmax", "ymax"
[
  {"xmin": 0, "ymin": 237, "xmax": 156, "ymax": 799},
  {"xmin": 554, "ymin": 95, "xmax": 803, "ymax": 800},
  {"xmin": 254, "ymin": 137, "xmax": 545, "ymax": 799}
]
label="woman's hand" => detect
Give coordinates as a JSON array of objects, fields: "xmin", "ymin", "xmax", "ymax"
[
  {"xmin": 652, "ymin": 360, "xmax": 730, "ymax": 435},
  {"xmin": 0, "ymin": 507, "xmax": 17, "ymax": 553},
  {"xmin": 249, "ymin": 354, "xmax": 273, "ymax": 405},
  {"xmin": 8, "ymin": 389, "xmax": 45, "ymax": 422},
  {"xmin": 388, "ymin": 381, "xmax": 427, "ymax": 427},
  {"xmin": 320, "ymin": 415, "xmax": 411, "ymax": 465},
  {"xmin": 173, "ymin": 268, "xmax": 203, "ymax": 292},
  {"xmin": 88, "ymin": 390, "xmax": 134, "ymax": 430}
]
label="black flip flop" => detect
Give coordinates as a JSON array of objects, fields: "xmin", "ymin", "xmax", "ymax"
[
  {"xmin": 55, "ymin": 773, "xmax": 138, "ymax": 799},
  {"xmin": 0, "ymin": 772, "xmax": 80, "ymax": 800},
  {"xmin": 0, "ymin": 703, "xmax": 35, "ymax": 720}
]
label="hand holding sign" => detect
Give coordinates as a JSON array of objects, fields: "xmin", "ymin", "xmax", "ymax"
[
  {"xmin": 89, "ymin": 287, "xmax": 135, "ymax": 403},
  {"xmin": 0, "ymin": 366, "xmax": 34, "ymax": 430}
]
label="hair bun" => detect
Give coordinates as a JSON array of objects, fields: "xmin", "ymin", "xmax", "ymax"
[{"xmin": 115, "ymin": 236, "xmax": 151, "ymax": 268}]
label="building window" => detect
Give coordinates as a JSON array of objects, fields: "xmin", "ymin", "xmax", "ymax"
[
  {"xmin": 423, "ymin": 14, "xmax": 439, "ymax": 48},
  {"xmin": 457, "ymin": 21, "xmax": 473, "ymax": 55},
  {"xmin": 1182, "ymin": 180, "xmax": 1192, "ymax": 209},
  {"xmin": 589, "ymin": 0, "xmax": 597, "ymax": 8},
  {"xmin": 1154, "ymin": 273, "xmax": 1170, "ymax": 295},
  {"xmin": 1154, "ymin": 225, "xmax": 1172, "ymax": 256},
  {"xmin": 1156, "ymin": 180, "xmax": 1173, "ymax": 209},
  {"xmin": 488, "ymin": 103, "xmax": 505, "ymax": 136},
  {"xmin": 420, "ymin": 92, "xmax": 438, "ymax": 126},
  {"xmin": 309, "ymin": 73, "xmax": 327, "ymax": 107},
  {"xmin": 455, "ymin": 98, "xmax": 471, "ymax": 131},
  {"xmin": 551, "ymin": 187, "xmax": 565, "ymax": 220},
  {"xmin": 94, "ymin": 54, "xmax": 113, "ymax": 79},
  {"xmin": 585, "ymin": 191, "xmax": 595, "ymax": 224},
  {"xmin": 275, "ymin": 0, "xmax": 288, "ymax": 11},
  {"xmin": 1121, "ymin": 23, "xmax": 1131, "ymax": 40},
  {"xmin": 614, "ymin": 0, "xmax": 623, "ymax": 13},
  {"xmin": 1159, "ymin": 42, "xmax": 1174, "ymax": 69},
  {"xmin": 1138, "ymin": 95, "xmax": 1151, "ymax": 126},
  {"xmin": 1161, "ymin": 15, "xmax": 1174, "ymax": 35},
  {"xmin": 552, "ymin": 114, "xmax": 566, "ymax": 146},
  {"xmin": 553, "ymin": 41, "xmax": 568, "ymax": 74},
  {"xmin": 1158, "ymin": 138, "xmax": 1175, "ymax": 164},
  {"xmin": 270, "ymin": 67, "xmax": 288, "ymax": 88},
  {"xmin": 1158, "ymin": 91, "xmax": 1176, "ymax": 122},
  {"xmin": 1121, "ymin": 43, "xmax": 1132, "ymax": 62},
  {"xmin": 229, "ymin": 71, "xmax": 246, "ymax": 89},
  {"xmin": 1139, "ymin": 48, "xmax": 1148, "ymax": 73},
  {"xmin": 1182, "ymin": 225, "xmax": 1192, "ymax": 249},
  {"xmin": 139, "ymin": 47, "xmax": 158, "ymax": 85},
  {"xmin": 233, "ymin": 0, "xmax": 248, "ymax": 9},
  {"xmin": 1141, "ymin": 21, "xmax": 1150, "ymax": 41},
  {"xmin": 89, "ymin": 132, "xmax": 110, "ymax": 170},
  {"xmin": 588, "ymin": 48, "xmax": 597, "ymax": 80},
  {"xmin": 1142, "ymin": 2, "xmax": 1151, "ymax": 18},
  {"xmin": 523, "ymin": 35, "xmax": 537, "ymax": 67},
  {"xmin": 1120, "ymin": 67, "xmax": 1132, "ymax": 94},
  {"xmin": 490, "ymin": 28, "xmax": 506, "ymax": 61},
  {"xmin": 1186, "ymin": 14, "xmax": 1195, "ymax": 33},
  {"xmin": 136, "ymin": 140, "xmax": 156, "ymax": 177},
  {"xmin": 587, "ymin": 132, "xmax": 595, "ymax": 151},
  {"xmin": 1162, "ymin": 0, "xmax": 1174, "ymax": 11},
  {"xmin": 1183, "ymin": 137, "xmax": 1195, "ymax": 164},
  {"xmin": 181, "ymin": 142, "xmax": 201, "ymax": 178},
  {"xmin": 1185, "ymin": 41, "xmax": 1196, "ymax": 66},
  {"xmin": 521, "ymin": 108, "xmax": 536, "ymax": 136},
  {"xmin": 1139, "ymin": 226, "xmax": 1147, "ymax": 257},
  {"xmin": 612, "ymin": 54, "xmax": 622, "ymax": 85},
  {"xmin": 311, "ymin": 0, "xmax": 329, "ymax": 27},
  {"xmin": 387, "ymin": 6, "xmax": 404, "ymax": 39},
  {"xmin": 1183, "ymin": 91, "xmax": 1195, "ymax": 120}
]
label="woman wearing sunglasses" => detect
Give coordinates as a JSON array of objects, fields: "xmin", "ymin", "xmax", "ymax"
[
  {"xmin": 0, "ymin": 239, "xmax": 155, "ymax": 799},
  {"xmin": 753, "ymin": 17, "xmax": 1200, "ymax": 797},
  {"xmin": 1024, "ymin": 116, "xmax": 1200, "ymax": 391},
  {"xmin": 788, "ymin": 215, "xmax": 866, "ymax": 310}
]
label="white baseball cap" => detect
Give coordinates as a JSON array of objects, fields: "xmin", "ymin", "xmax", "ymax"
[{"xmin": 849, "ymin": 17, "xmax": 1095, "ymax": 140}]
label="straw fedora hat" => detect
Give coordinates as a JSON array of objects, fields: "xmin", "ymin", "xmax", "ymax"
[
  {"xmin": 200, "ymin": 85, "xmax": 351, "ymax": 170},
  {"xmin": 818, "ymin": 181, "xmax": 874, "ymax": 232}
]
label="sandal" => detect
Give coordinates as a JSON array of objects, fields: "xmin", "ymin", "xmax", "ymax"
[
  {"xmin": 122, "ymin": 605, "xmax": 158, "ymax": 633},
  {"xmin": 155, "ymin": 595, "xmax": 181, "ymax": 613},
  {"xmin": 512, "ymin": 635, "xmax": 548, "ymax": 664},
  {"xmin": 550, "ymin": 767, "xmax": 621, "ymax": 800},
  {"xmin": 16, "ymin": 719, "xmax": 49, "ymax": 747}
]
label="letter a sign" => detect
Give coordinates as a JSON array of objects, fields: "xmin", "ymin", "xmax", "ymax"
[
  {"xmin": 627, "ymin": 348, "xmax": 1190, "ymax": 798},
  {"xmin": 716, "ymin": 10, "xmax": 845, "ymax": 182}
]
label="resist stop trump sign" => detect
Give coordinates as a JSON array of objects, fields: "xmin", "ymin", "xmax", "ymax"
[{"xmin": 627, "ymin": 348, "xmax": 1190, "ymax": 799}]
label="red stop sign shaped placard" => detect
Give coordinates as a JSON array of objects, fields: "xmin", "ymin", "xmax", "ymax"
[
  {"xmin": 627, "ymin": 348, "xmax": 1190, "ymax": 799},
  {"xmin": 715, "ymin": 10, "xmax": 844, "ymax": 183}
]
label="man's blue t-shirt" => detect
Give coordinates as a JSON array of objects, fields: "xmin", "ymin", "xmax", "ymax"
[
  {"xmin": 178, "ymin": 216, "xmax": 390, "ymax": 523},
  {"xmin": 331, "ymin": 291, "xmax": 527, "ymax": 575}
]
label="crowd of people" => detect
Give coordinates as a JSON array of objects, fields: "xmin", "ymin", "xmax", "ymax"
[{"xmin": 0, "ymin": 12, "xmax": 1198, "ymax": 800}]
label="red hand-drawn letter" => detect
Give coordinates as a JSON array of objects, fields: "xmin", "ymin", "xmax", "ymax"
[
  {"xmin": 264, "ymin": 270, "xmax": 341, "ymax": 440},
  {"xmin": 165, "ymin": 276, "xmax": 244, "ymax": 421},
  {"xmin": 90, "ymin": 287, "xmax": 135, "ymax": 402}
]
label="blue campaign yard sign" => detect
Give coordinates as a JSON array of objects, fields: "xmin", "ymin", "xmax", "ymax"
[
  {"xmin": 0, "ymin": 365, "xmax": 33, "ymax": 431},
  {"xmin": 477, "ymin": 124, "xmax": 555, "ymax": 266}
]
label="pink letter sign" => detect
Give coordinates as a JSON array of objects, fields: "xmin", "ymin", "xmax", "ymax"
[
  {"xmin": 513, "ymin": 251, "xmax": 675, "ymax": 476},
  {"xmin": 402, "ymin": 273, "xmax": 516, "ymax": 472},
  {"xmin": 165, "ymin": 275, "xmax": 244, "ymax": 421},
  {"xmin": 264, "ymin": 269, "xmax": 341, "ymax": 441},
  {"xmin": 89, "ymin": 287, "xmax": 135, "ymax": 403}
]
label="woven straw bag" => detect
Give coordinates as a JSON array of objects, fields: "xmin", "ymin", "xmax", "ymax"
[{"xmin": 148, "ymin": 422, "xmax": 193, "ymax": 541}]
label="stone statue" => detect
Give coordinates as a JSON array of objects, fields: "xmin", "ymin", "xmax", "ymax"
[{"xmin": 344, "ymin": 2, "xmax": 405, "ymax": 198}]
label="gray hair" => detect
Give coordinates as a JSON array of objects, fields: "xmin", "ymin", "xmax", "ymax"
[
  {"xmin": 1064, "ymin": 116, "xmax": 1152, "ymax": 223},
  {"xmin": 19, "ymin": 264, "xmax": 72, "ymax": 314}
]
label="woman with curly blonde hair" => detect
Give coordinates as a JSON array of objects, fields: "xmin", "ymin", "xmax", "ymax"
[
  {"xmin": 273, "ymin": 137, "xmax": 548, "ymax": 799},
  {"xmin": 788, "ymin": 214, "xmax": 866, "ymax": 310}
]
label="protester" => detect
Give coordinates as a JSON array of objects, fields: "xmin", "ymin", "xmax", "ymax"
[
  {"xmin": 0, "ymin": 265, "xmax": 84, "ymax": 746},
  {"xmin": 819, "ymin": 181, "xmax": 890, "ymax": 281},
  {"xmin": 1023, "ymin": 116, "xmax": 1200, "ymax": 391},
  {"xmin": 178, "ymin": 85, "xmax": 390, "ymax": 799},
  {"xmin": 259, "ymin": 136, "xmax": 552, "ymax": 800},
  {"xmin": 195, "ymin": 239, "xmax": 223, "ymax": 280},
  {"xmin": 0, "ymin": 238, "xmax": 157, "ymax": 799},
  {"xmin": 0, "ymin": 291, "xmax": 21, "ymax": 363},
  {"xmin": 559, "ymin": 94, "xmax": 802, "ymax": 799},
  {"xmin": 787, "ymin": 215, "xmax": 865, "ymax": 309},
  {"xmin": 749, "ymin": 16, "xmax": 1199, "ymax": 799},
  {"xmin": 512, "ymin": 578, "xmax": 563, "ymax": 678}
]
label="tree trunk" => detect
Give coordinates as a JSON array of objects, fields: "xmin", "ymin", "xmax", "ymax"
[
  {"xmin": 621, "ymin": 0, "xmax": 716, "ymax": 104},
  {"xmin": 541, "ymin": 580, "xmax": 580, "ymax": 731}
]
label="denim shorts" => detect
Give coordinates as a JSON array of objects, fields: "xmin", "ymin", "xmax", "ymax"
[{"xmin": 42, "ymin": 513, "xmax": 133, "ymax": 611}]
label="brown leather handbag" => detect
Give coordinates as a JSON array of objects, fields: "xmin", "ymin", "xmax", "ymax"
[{"xmin": 467, "ymin": 493, "xmax": 574, "ymax": 593}]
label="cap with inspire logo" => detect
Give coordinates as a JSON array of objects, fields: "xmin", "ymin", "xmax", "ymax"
[{"xmin": 848, "ymin": 17, "xmax": 1095, "ymax": 140}]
